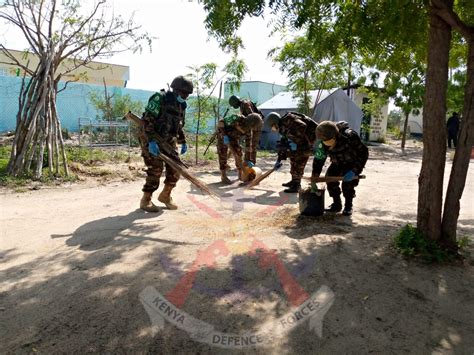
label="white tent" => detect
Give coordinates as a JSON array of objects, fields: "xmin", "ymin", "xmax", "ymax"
[
  {"xmin": 312, "ymin": 88, "xmax": 364, "ymax": 134},
  {"xmin": 258, "ymin": 88, "xmax": 363, "ymax": 149}
]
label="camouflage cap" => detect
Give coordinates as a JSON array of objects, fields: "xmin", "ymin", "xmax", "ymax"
[
  {"xmin": 316, "ymin": 121, "xmax": 339, "ymax": 140},
  {"xmin": 241, "ymin": 113, "xmax": 263, "ymax": 131},
  {"xmin": 228, "ymin": 95, "xmax": 241, "ymax": 108},
  {"xmin": 170, "ymin": 76, "xmax": 194, "ymax": 94}
]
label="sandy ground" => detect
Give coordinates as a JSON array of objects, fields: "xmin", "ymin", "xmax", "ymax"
[{"xmin": 1, "ymin": 142, "xmax": 473, "ymax": 354}]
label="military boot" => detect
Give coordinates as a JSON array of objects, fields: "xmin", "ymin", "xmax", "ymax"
[
  {"xmin": 140, "ymin": 192, "xmax": 160, "ymax": 213},
  {"xmin": 282, "ymin": 179, "xmax": 294, "ymax": 187},
  {"xmin": 284, "ymin": 180, "xmax": 301, "ymax": 193},
  {"xmin": 325, "ymin": 195, "xmax": 342, "ymax": 213},
  {"xmin": 342, "ymin": 197, "xmax": 353, "ymax": 216},
  {"xmin": 158, "ymin": 184, "xmax": 178, "ymax": 210},
  {"xmin": 221, "ymin": 170, "xmax": 231, "ymax": 184}
]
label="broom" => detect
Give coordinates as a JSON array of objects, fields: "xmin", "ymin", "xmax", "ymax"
[
  {"xmin": 123, "ymin": 112, "xmax": 219, "ymax": 199},
  {"xmin": 245, "ymin": 167, "xmax": 276, "ymax": 189}
]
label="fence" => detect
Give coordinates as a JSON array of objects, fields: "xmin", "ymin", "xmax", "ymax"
[{"xmin": 0, "ymin": 75, "xmax": 218, "ymax": 135}]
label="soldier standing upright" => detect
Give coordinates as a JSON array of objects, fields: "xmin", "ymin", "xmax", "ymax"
[
  {"xmin": 312, "ymin": 121, "xmax": 368, "ymax": 216},
  {"xmin": 217, "ymin": 113, "xmax": 263, "ymax": 183},
  {"xmin": 228, "ymin": 95, "xmax": 264, "ymax": 164},
  {"xmin": 267, "ymin": 111, "xmax": 317, "ymax": 193},
  {"xmin": 139, "ymin": 75, "xmax": 193, "ymax": 212}
]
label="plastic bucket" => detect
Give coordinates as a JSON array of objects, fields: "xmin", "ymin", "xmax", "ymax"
[{"xmin": 299, "ymin": 188, "xmax": 325, "ymax": 216}]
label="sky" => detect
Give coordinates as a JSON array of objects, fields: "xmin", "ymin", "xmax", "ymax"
[
  {"xmin": 0, "ymin": 0, "xmax": 288, "ymax": 92},
  {"xmin": 100, "ymin": 0, "xmax": 289, "ymax": 91}
]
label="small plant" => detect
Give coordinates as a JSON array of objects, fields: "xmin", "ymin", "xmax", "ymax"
[
  {"xmin": 377, "ymin": 135, "xmax": 386, "ymax": 144},
  {"xmin": 388, "ymin": 126, "xmax": 403, "ymax": 139},
  {"xmin": 394, "ymin": 224, "xmax": 455, "ymax": 263}
]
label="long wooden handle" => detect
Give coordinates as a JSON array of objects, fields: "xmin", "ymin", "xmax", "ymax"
[
  {"xmin": 123, "ymin": 111, "xmax": 189, "ymax": 169},
  {"xmin": 303, "ymin": 174, "xmax": 366, "ymax": 183}
]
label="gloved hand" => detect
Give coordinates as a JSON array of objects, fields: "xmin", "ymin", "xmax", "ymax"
[
  {"xmin": 180, "ymin": 143, "xmax": 188, "ymax": 155},
  {"xmin": 274, "ymin": 160, "xmax": 283, "ymax": 170},
  {"xmin": 343, "ymin": 170, "xmax": 357, "ymax": 182},
  {"xmin": 148, "ymin": 140, "xmax": 160, "ymax": 157},
  {"xmin": 246, "ymin": 161, "xmax": 254, "ymax": 168},
  {"xmin": 223, "ymin": 135, "xmax": 230, "ymax": 145},
  {"xmin": 289, "ymin": 142, "xmax": 297, "ymax": 151}
]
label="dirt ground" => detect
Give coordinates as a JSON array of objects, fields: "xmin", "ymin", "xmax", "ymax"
[{"xmin": 1, "ymin": 140, "xmax": 473, "ymax": 354}]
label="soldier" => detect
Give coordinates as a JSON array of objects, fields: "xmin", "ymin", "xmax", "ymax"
[
  {"xmin": 228, "ymin": 95, "xmax": 264, "ymax": 164},
  {"xmin": 217, "ymin": 112, "xmax": 263, "ymax": 183},
  {"xmin": 267, "ymin": 111, "xmax": 318, "ymax": 193},
  {"xmin": 139, "ymin": 75, "xmax": 193, "ymax": 212},
  {"xmin": 312, "ymin": 120, "xmax": 369, "ymax": 216}
]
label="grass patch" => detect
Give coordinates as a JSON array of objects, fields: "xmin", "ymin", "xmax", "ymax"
[
  {"xmin": 65, "ymin": 146, "xmax": 133, "ymax": 164},
  {"xmin": 394, "ymin": 224, "xmax": 458, "ymax": 263}
]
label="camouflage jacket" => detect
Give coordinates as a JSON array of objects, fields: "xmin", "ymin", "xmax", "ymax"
[
  {"xmin": 239, "ymin": 99, "xmax": 263, "ymax": 118},
  {"xmin": 278, "ymin": 112, "xmax": 317, "ymax": 151},
  {"xmin": 218, "ymin": 115, "xmax": 246, "ymax": 140},
  {"xmin": 143, "ymin": 90, "xmax": 186, "ymax": 144},
  {"xmin": 312, "ymin": 122, "xmax": 368, "ymax": 176}
]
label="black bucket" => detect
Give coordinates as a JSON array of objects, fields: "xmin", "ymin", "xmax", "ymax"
[{"xmin": 299, "ymin": 188, "xmax": 325, "ymax": 216}]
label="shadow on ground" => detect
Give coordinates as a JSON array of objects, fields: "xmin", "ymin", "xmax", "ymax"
[{"xmin": 1, "ymin": 205, "xmax": 473, "ymax": 353}]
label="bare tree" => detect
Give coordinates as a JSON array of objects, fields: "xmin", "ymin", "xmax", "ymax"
[{"xmin": 0, "ymin": 0, "xmax": 150, "ymax": 178}]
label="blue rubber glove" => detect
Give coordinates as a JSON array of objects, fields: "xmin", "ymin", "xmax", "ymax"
[
  {"xmin": 148, "ymin": 140, "xmax": 160, "ymax": 157},
  {"xmin": 246, "ymin": 161, "xmax": 255, "ymax": 168},
  {"xmin": 289, "ymin": 142, "xmax": 297, "ymax": 151},
  {"xmin": 223, "ymin": 135, "xmax": 230, "ymax": 145},
  {"xmin": 343, "ymin": 170, "xmax": 357, "ymax": 182},
  {"xmin": 180, "ymin": 143, "xmax": 188, "ymax": 155},
  {"xmin": 274, "ymin": 160, "xmax": 283, "ymax": 170}
]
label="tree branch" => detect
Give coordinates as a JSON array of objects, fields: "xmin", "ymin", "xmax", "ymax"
[{"xmin": 431, "ymin": 0, "xmax": 474, "ymax": 39}]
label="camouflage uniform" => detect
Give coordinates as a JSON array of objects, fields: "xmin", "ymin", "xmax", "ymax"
[
  {"xmin": 312, "ymin": 122, "xmax": 368, "ymax": 203},
  {"xmin": 216, "ymin": 114, "xmax": 245, "ymax": 172},
  {"xmin": 277, "ymin": 112, "xmax": 317, "ymax": 183},
  {"xmin": 141, "ymin": 90, "xmax": 187, "ymax": 193},
  {"xmin": 237, "ymin": 99, "xmax": 264, "ymax": 164}
]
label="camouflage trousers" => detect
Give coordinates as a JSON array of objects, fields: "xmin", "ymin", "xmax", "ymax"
[
  {"xmin": 325, "ymin": 163, "xmax": 359, "ymax": 199},
  {"xmin": 217, "ymin": 131, "xmax": 243, "ymax": 171},
  {"xmin": 244, "ymin": 129, "xmax": 262, "ymax": 164},
  {"xmin": 288, "ymin": 150, "xmax": 312, "ymax": 182},
  {"xmin": 141, "ymin": 145, "xmax": 180, "ymax": 193}
]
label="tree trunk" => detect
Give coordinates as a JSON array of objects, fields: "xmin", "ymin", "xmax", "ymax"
[
  {"xmin": 195, "ymin": 103, "xmax": 201, "ymax": 165},
  {"xmin": 401, "ymin": 111, "xmax": 410, "ymax": 154},
  {"xmin": 441, "ymin": 37, "xmax": 474, "ymax": 249},
  {"xmin": 417, "ymin": 1, "xmax": 452, "ymax": 241},
  {"xmin": 7, "ymin": 50, "xmax": 69, "ymax": 179}
]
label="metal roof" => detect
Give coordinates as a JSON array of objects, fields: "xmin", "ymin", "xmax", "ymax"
[{"xmin": 258, "ymin": 89, "xmax": 336, "ymax": 110}]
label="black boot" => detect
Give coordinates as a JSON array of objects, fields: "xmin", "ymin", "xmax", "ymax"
[
  {"xmin": 284, "ymin": 181, "xmax": 300, "ymax": 193},
  {"xmin": 282, "ymin": 179, "xmax": 294, "ymax": 187},
  {"xmin": 325, "ymin": 196, "xmax": 342, "ymax": 212},
  {"xmin": 342, "ymin": 198, "xmax": 353, "ymax": 216}
]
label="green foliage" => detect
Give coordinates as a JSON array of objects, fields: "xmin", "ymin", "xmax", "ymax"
[
  {"xmin": 447, "ymin": 69, "xmax": 466, "ymax": 114},
  {"xmin": 358, "ymin": 87, "xmax": 388, "ymax": 123},
  {"xmin": 394, "ymin": 224, "xmax": 454, "ymax": 263},
  {"xmin": 0, "ymin": 145, "xmax": 77, "ymax": 187},
  {"xmin": 387, "ymin": 110, "xmax": 402, "ymax": 130},
  {"xmin": 269, "ymin": 35, "xmax": 365, "ymax": 114},
  {"xmin": 89, "ymin": 90, "xmax": 144, "ymax": 120},
  {"xmin": 65, "ymin": 146, "xmax": 130, "ymax": 164},
  {"xmin": 384, "ymin": 66, "xmax": 425, "ymax": 118},
  {"xmin": 223, "ymin": 57, "xmax": 248, "ymax": 93},
  {"xmin": 387, "ymin": 125, "xmax": 403, "ymax": 140}
]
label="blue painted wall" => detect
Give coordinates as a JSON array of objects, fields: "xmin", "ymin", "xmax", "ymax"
[
  {"xmin": 0, "ymin": 76, "xmax": 216, "ymax": 133},
  {"xmin": 0, "ymin": 76, "xmax": 154, "ymax": 132}
]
